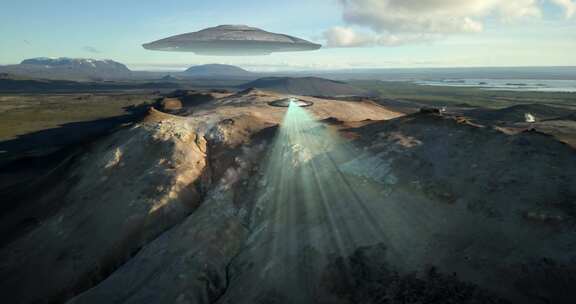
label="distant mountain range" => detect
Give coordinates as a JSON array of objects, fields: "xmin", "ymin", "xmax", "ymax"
[
  {"xmin": 183, "ymin": 64, "xmax": 254, "ymax": 77},
  {"xmin": 0, "ymin": 57, "xmax": 132, "ymax": 80},
  {"xmin": 239, "ymin": 77, "xmax": 370, "ymax": 97},
  {"xmin": 20, "ymin": 58, "xmax": 129, "ymax": 71},
  {"xmin": 0, "ymin": 60, "xmax": 259, "ymax": 81},
  {"xmin": 0, "ymin": 63, "xmax": 370, "ymax": 96},
  {"xmin": 3, "ymin": 57, "xmax": 576, "ymax": 84}
]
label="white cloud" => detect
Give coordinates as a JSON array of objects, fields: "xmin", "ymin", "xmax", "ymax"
[
  {"xmin": 323, "ymin": 26, "xmax": 438, "ymax": 47},
  {"xmin": 339, "ymin": 0, "xmax": 543, "ymax": 34},
  {"xmin": 325, "ymin": 0, "xmax": 576, "ymax": 47},
  {"xmin": 324, "ymin": 27, "xmax": 374, "ymax": 47},
  {"xmin": 550, "ymin": 0, "xmax": 576, "ymax": 18},
  {"xmin": 82, "ymin": 46, "xmax": 101, "ymax": 54}
]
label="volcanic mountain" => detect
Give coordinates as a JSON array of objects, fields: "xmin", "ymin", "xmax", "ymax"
[
  {"xmin": 183, "ymin": 64, "xmax": 255, "ymax": 78},
  {"xmin": 0, "ymin": 57, "xmax": 132, "ymax": 80},
  {"xmin": 1, "ymin": 89, "xmax": 576, "ymax": 304},
  {"xmin": 239, "ymin": 76, "xmax": 370, "ymax": 97}
]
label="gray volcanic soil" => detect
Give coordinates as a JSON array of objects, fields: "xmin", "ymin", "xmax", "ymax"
[
  {"xmin": 0, "ymin": 90, "xmax": 575, "ymax": 304},
  {"xmin": 464, "ymin": 103, "xmax": 576, "ymax": 147}
]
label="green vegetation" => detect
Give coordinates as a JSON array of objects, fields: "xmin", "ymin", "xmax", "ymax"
[
  {"xmin": 0, "ymin": 93, "xmax": 155, "ymax": 141},
  {"xmin": 351, "ymin": 80, "xmax": 576, "ymax": 109}
]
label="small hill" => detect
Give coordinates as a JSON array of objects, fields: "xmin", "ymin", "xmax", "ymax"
[
  {"xmin": 466, "ymin": 103, "xmax": 573, "ymax": 123},
  {"xmin": 183, "ymin": 64, "xmax": 254, "ymax": 78},
  {"xmin": 158, "ymin": 90, "xmax": 218, "ymax": 111},
  {"xmin": 238, "ymin": 77, "xmax": 369, "ymax": 97},
  {"xmin": 545, "ymin": 112, "xmax": 576, "ymax": 122},
  {"xmin": 159, "ymin": 75, "xmax": 179, "ymax": 82},
  {"xmin": 0, "ymin": 57, "xmax": 132, "ymax": 80}
]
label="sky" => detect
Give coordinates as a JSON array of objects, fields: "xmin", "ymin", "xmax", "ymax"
[{"xmin": 0, "ymin": 0, "xmax": 575, "ymax": 71}]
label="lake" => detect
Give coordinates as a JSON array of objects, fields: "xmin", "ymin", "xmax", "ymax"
[{"xmin": 415, "ymin": 79, "xmax": 576, "ymax": 93}]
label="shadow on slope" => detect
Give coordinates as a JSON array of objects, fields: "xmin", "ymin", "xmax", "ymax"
[
  {"xmin": 0, "ymin": 103, "xmax": 151, "ymax": 238},
  {"xmin": 0, "ymin": 103, "xmax": 150, "ymax": 165}
]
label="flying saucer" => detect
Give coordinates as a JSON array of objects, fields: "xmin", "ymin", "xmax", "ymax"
[
  {"xmin": 268, "ymin": 97, "xmax": 313, "ymax": 107},
  {"xmin": 142, "ymin": 25, "xmax": 322, "ymax": 56}
]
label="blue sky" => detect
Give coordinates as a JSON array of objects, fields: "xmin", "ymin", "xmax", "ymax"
[{"xmin": 0, "ymin": 0, "xmax": 575, "ymax": 71}]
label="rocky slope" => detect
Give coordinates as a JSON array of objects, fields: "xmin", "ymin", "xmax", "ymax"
[
  {"xmin": 464, "ymin": 104, "xmax": 576, "ymax": 148},
  {"xmin": 466, "ymin": 104, "xmax": 574, "ymax": 123},
  {"xmin": 1, "ymin": 90, "xmax": 575, "ymax": 303},
  {"xmin": 0, "ymin": 110, "xmax": 209, "ymax": 303}
]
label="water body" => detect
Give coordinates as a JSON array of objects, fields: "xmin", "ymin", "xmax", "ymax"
[{"xmin": 415, "ymin": 79, "xmax": 576, "ymax": 93}]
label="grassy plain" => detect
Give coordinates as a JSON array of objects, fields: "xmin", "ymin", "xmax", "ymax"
[{"xmin": 351, "ymin": 80, "xmax": 576, "ymax": 110}]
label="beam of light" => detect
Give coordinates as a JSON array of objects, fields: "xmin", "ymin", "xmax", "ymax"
[{"xmin": 239, "ymin": 100, "xmax": 424, "ymax": 301}]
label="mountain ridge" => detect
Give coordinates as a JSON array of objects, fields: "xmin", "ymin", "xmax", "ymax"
[{"xmin": 0, "ymin": 57, "xmax": 132, "ymax": 80}]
